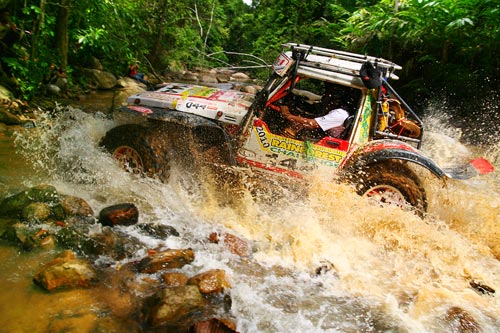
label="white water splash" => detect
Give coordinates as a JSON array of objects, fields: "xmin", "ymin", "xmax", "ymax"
[{"xmin": 7, "ymin": 105, "xmax": 500, "ymax": 332}]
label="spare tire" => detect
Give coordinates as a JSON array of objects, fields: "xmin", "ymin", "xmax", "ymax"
[{"xmin": 100, "ymin": 124, "xmax": 171, "ymax": 182}]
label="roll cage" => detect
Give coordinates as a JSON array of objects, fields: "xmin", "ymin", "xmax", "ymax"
[{"xmin": 250, "ymin": 43, "xmax": 425, "ymax": 149}]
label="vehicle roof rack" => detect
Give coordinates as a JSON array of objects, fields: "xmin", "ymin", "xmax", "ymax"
[{"xmin": 282, "ymin": 43, "xmax": 402, "ymax": 71}]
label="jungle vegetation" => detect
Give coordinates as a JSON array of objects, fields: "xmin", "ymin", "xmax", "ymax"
[{"xmin": 0, "ymin": 0, "xmax": 498, "ymax": 113}]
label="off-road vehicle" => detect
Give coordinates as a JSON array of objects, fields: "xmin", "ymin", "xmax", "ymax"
[{"xmin": 101, "ymin": 43, "xmax": 493, "ymax": 214}]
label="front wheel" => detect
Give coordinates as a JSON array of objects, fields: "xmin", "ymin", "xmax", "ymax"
[
  {"xmin": 100, "ymin": 124, "xmax": 171, "ymax": 182},
  {"xmin": 351, "ymin": 161, "xmax": 427, "ymax": 215}
]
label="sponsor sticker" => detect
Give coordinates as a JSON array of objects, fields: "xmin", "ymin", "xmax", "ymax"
[
  {"xmin": 272, "ymin": 53, "xmax": 293, "ymax": 76},
  {"xmin": 128, "ymin": 106, "xmax": 153, "ymax": 114}
]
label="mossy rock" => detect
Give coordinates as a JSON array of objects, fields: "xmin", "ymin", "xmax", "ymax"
[
  {"xmin": 22, "ymin": 202, "xmax": 52, "ymax": 223},
  {"xmin": 0, "ymin": 184, "xmax": 60, "ymax": 217},
  {"xmin": 0, "ymin": 217, "xmax": 20, "ymax": 238},
  {"xmin": 1, "ymin": 223, "xmax": 38, "ymax": 250}
]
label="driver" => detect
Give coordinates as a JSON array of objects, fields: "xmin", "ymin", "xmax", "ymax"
[{"xmin": 278, "ymin": 103, "xmax": 349, "ymax": 138}]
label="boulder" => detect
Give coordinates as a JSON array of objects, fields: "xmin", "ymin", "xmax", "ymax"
[
  {"xmin": 209, "ymin": 232, "xmax": 250, "ymax": 257},
  {"xmin": 137, "ymin": 249, "xmax": 195, "ymax": 273},
  {"xmin": 230, "ymin": 72, "xmax": 250, "ymax": 82},
  {"xmin": 0, "ymin": 106, "xmax": 24, "ymax": 125},
  {"xmin": 137, "ymin": 223, "xmax": 179, "ymax": 238},
  {"xmin": 0, "ymin": 185, "xmax": 94, "ymax": 222},
  {"xmin": 0, "ymin": 217, "xmax": 17, "ymax": 237},
  {"xmin": 215, "ymin": 69, "xmax": 234, "ymax": 83},
  {"xmin": 0, "ymin": 184, "xmax": 60, "ymax": 217},
  {"xmin": 99, "ymin": 203, "xmax": 139, "ymax": 227},
  {"xmin": 469, "ymin": 280, "xmax": 495, "ymax": 295},
  {"xmin": 56, "ymin": 224, "xmax": 142, "ymax": 259},
  {"xmin": 89, "ymin": 56, "xmax": 103, "ymax": 71},
  {"xmin": 181, "ymin": 71, "xmax": 199, "ymax": 82},
  {"xmin": 60, "ymin": 195, "xmax": 94, "ymax": 217},
  {"xmin": 445, "ymin": 307, "xmax": 480, "ymax": 333},
  {"xmin": 112, "ymin": 85, "xmax": 146, "ymax": 109},
  {"xmin": 190, "ymin": 318, "xmax": 239, "ymax": 333},
  {"xmin": 162, "ymin": 272, "xmax": 188, "ymax": 287},
  {"xmin": 142, "ymin": 285, "xmax": 205, "ymax": 327},
  {"xmin": 33, "ymin": 250, "xmax": 98, "ymax": 291},
  {"xmin": 21, "ymin": 202, "xmax": 51, "ymax": 222},
  {"xmin": 2, "ymin": 222, "xmax": 37, "ymax": 249},
  {"xmin": 240, "ymin": 85, "xmax": 258, "ymax": 95},
  {"xmin": 45, "ymin": 84, "xmax": 61, "ymax": 96},
  {"xmin": 81, "ymin": 68, "xmax": 117, "ymax": 90},
  {"xmin": 187, "ymin": 269, "xmax": 230, "ymax": 294},
  {"xmin": 199, "ymin": 73, "xmax": 218, "ymax": 84},
  {"xmin": 0, "ymin": 84, "xmax": 13, "ymax": 100}
]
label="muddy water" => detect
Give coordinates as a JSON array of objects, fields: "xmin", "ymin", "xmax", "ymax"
[{"xmin": 0, "ymin": 104, "xmax": 499, "ymax": 332}]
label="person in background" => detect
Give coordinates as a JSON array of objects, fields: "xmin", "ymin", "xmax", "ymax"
[{"xmin": 128, "ymin": 63, "xmax": 150, "ymax": 86}]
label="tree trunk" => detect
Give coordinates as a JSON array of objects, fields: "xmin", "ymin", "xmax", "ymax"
[
  {"xmin": 55, "ymin": 0, "xmax": 70, "ymax": 72},
  {"xmin": 30, "ymin": 0, "xmax": 46, "ymax": 59},
  {"xmin": 151, "ymin": 0, "xmax": 170, "ymax": 66}
]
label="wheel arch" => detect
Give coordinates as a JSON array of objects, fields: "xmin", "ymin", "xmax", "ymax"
[{"xmin": 340, "ymin": 142, "xmax": 446, "ymax": 180}]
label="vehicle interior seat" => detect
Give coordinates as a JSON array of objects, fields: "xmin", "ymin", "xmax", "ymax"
[{"xmin": 339, "ymin": 115, "xmax": 355, "ymax": 140}]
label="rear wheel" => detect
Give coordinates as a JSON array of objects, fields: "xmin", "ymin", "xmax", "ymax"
[
  {"xmin": 100, "ymin": 124, "xmax": 171, "ymax": 182},
  {"xmin": 353, "ymin": 161, "xmax": 427, "ymax": 215}
]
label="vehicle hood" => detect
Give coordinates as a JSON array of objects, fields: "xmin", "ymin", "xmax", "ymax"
[{"xmin": 125, "ymin": 83, "xmax": 255, "ymax": 125}]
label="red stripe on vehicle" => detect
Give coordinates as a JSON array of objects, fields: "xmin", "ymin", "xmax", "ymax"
[{"xmin": 236, "ymin": 157, "xmax": 304, "ymax": 179}]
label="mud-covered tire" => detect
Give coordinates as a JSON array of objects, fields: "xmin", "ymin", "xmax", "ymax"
[
  {"xmin": 100, "ymin": 124, "xmax": 171, "ymax": 182},
  {"xmin": 352, "ymin": 161, "xmax": 427, "ymax": 215}
]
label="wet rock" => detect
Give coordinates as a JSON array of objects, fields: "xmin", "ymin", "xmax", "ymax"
[
  {"xmin": 55, "ymin": 222, "xmax": 98, "ymax": 254},
  {"xmin": 209, "ymin": 232, "xmax": 250, "ymax": 257},
  {"xmin": 0, "ymin": 217, "xmax": 18, "ymax": 237},
  {"xmin": 80, "ymin": 68, "xmax": 117, "ymax": 90},
  {"xmin": 112, "ymin": 80, "xmax": 146, "ymax": 109},
  {"xmin": 0, "ymin": 185, "xmax": 95, "ymax": 223},
  {"xmin": 187, "ymin": 269, "xmax": 230, "ymax": 294},
  {"xmin": 46, "ymin": 83, "xmax": 61, "ymax": 96},
  {"xmin": 99, "ymin": 203, "xmax": 139, "ymax": 227},
  {"xmin": 230, "ymin": 72, "xmax": 250, "ymax": 82},
  {"xmin": 33, "ymin": 250, "xmax": 98, "ymax": 291},
  {"xmin": 199, "ymin": 74, "xmax": 218, "ymax": 84},
  {"xmin": 60, "ymin": 195, "xmax": 94, "ymax": 217},
  {"xmin": 21, "ymin": 202, "xmax": 51, "ymax": 222},
  {"xmin": 2, "ymin": 221, "xmax": 57, "ymax": 250},
  {"xmin": 56, "ymin": 224, "xmax": 141, "ymax": 259},
  {"xmin": 469, "ymin": 280, "xmax": 495, "ymax": 296},
  {"xmin": 314, "ymin": 260, "xmax": 339, "ymax": 278},
  {"xmin": 137, "ymin": 249, "xmax": 195, "ymax": 274},
  {"xmin": 0, "ymin": 85, "xmax": 14, "ymax": 100},
  {"xmin": 0, "ymin": 184, "xmax": 59, "ymax": 217},
  {"xmin": 0, "ymin": 106, "xmax": 25, "ymax": 125},
  {"xmin": 190, "ymin": 318, "xmax": 239, "ymax": 333},
  {"xmin": 120, "ymin": 268, "xmax": 163, "ymax": 297},
  {"xmin": 47, "ymin": 312, "xmax": 97, "ymax": 333},
  {"xmin": 137, "ymin": 223, "xmax": 179, "ymax": 238},
  {"xmin": 2, "ymin": 222, "xmax": 38, "ymax": 249},
  {"xmin": 142, "ymin": 285, "xmax": 205, "ymax": 328},
  {"xmin": 89, "ymin": 56, "xmax": 104, "ymax": 71},
  {"xmin": 162, "ymin": 272, "xmax": 188, "ymax": 287},
  {"xmin": 91, "ymin": 227, "xmax": 142, "ymax": 259},
  {"xmin": 239, "ymin": 85, "xmax": 258, "ymax": 95},
  {"xmin": 215, "ymin": 69, "xmax": 234, "ymax": 83},
  {"xmin": 38, "ymin": 233, "xmax": 57, "ymax": 249},
  {"xmin": 445, "ymin": 306, "xmax": 480, "ymax": 333},
  {"xmin": 182, "ymin": 71, "xmax": 199, "ymax": 82}
]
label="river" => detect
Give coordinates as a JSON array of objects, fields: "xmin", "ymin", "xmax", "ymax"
[{"xmin": 0, "ymin": 101, "xmax": 499, "ymax": 332}]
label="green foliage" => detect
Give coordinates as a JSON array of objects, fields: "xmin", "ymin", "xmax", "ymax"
[{"xmin": 0, "ymin": 0, "xmax": 497, "ymax": 109}]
